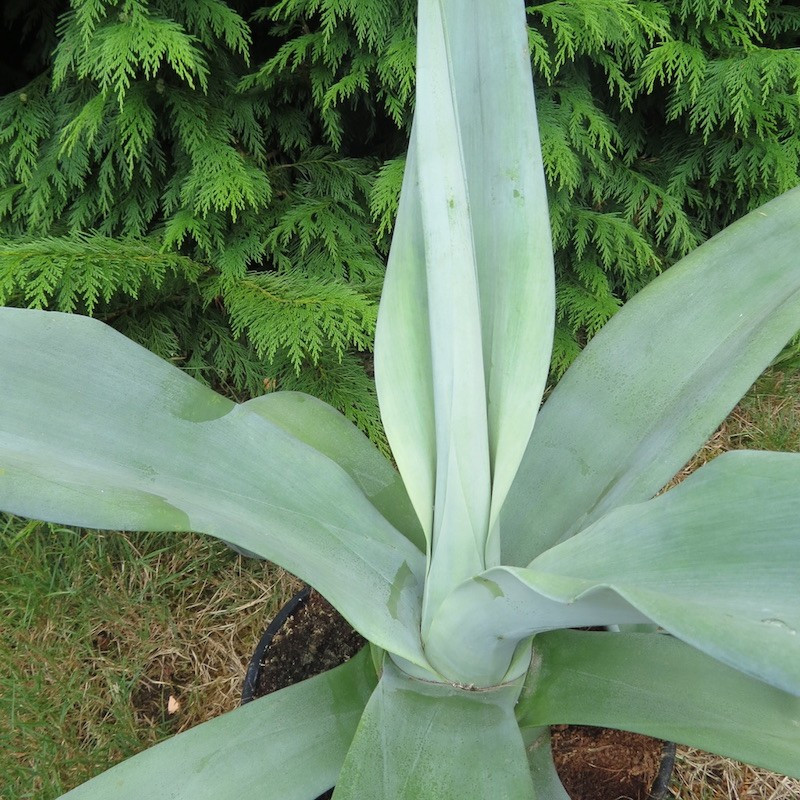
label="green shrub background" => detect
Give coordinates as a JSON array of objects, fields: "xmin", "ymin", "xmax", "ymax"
[{"xmin": 1, "ymin": 0, "xmax": 799, "ymax": 447}]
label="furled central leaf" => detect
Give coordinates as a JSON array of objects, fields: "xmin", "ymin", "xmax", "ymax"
[{"xmin": 375, "ymin": 0, "xmax": 555, "ymax": 650}]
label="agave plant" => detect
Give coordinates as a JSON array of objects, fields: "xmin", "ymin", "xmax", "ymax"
[{"xmin": 2, "ymin": 1, "xmax": 800, "ymax": 798}]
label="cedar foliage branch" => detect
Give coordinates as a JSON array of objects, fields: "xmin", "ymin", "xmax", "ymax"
[{"xmin": 1, "ymin": 0, "xmax": 799, "ymax": 436}]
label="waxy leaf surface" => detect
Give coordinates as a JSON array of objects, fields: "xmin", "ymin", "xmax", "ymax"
[
  {"xmin": 519, "ymin": 630, "xmax": 800, "ymax": 778},
  {"xmin": 0, "ymin": 309, "xmax": 429, "ymax": 670},
  {"xmin": 334, "ymin": 657, "xmax": 535, "ymax": 800},
  {"xmin": 502, "ymin": 186, "xmax": 800, "ymax": 565},
  {"xmin": 525, "ymin": 451, "xmax": 800, "ymax": 695}
]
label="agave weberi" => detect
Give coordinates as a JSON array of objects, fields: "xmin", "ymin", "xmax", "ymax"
[{"xmin": 1, "ymin": 1, "xmax": 799, "ymax": 797}]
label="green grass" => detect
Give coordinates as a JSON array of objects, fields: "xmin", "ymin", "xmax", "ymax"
[
  {"xmin": 0, "ymin": 521, "xmax": 296, "ymax": 799},
  {"xmin": 1, "ymin": 369, "xmax": 799, "ymax": 800},
  {"xmin": 666, "ymin": 370, "xmax": 800, "ymax": 487},
  {"xmin": 728, "ymin": 371, "xmax": 800, "ymax": 453}
]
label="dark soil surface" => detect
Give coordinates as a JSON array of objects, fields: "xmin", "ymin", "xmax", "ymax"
[
  {"xmin": 255, "ymin": 590, "xmax": 366, "ymax": 696},
  {"xmin": 551, "ymin": 724, "xmax": 664, "ymax": 800},
  {"xmin": 251, "ymin": 590, "xmax": 667, "ymax": 800}
]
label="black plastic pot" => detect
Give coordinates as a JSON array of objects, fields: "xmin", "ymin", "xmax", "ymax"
[
  {"xmin": 650, "ymin": 742, "xmax": 677, "ymax": 800},
  {"xmin": 241, "ymin": 585, "xmax": 311, "ymax": 704},
  {"xmin": 242, "ymin": 590, "xmax": 676, "ymax": 800}
]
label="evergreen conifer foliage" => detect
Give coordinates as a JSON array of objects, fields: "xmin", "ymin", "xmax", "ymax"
[
  {"xmin": 0, "ymin": 0, "xmax": 390, "ymax": 444},
  {"xmin": 1, "ymin": 0, "xmax": 799, "ymax": 444}
]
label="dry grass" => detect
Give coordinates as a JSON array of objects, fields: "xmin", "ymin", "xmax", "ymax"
[{"xmin": 672, "ymin": 748, "xmax": 800, "ymax": 800}]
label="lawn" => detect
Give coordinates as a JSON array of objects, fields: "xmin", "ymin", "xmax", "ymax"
[{"xmin": 2, "ymin": 370, "xmax": 799, "ymax": 800}]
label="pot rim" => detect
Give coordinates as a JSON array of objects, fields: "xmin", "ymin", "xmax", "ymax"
[{"xmin": 241, "ymin": 585, "xmax": 311, "ymax": 704}]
